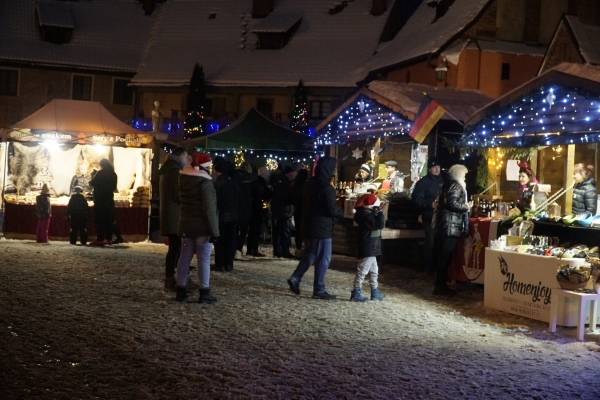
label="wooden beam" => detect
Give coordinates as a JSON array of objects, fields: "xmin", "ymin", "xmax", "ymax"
[{"xmin": 564, "ymin": 144, "xmax": 575, "ymax": 214}]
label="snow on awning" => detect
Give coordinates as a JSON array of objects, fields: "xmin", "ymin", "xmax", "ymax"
[
  {"xmin": 36, "ymin": 0, "xmax": 74, "ymax": 28},
  {"xmin": 251, "ymin": 10, "xmax": 303, "ymax": 33}
]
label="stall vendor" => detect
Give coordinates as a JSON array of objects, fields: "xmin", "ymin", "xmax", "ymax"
[
  {"xmin": 70, "ymin": 162, "xmax": 91, "ymax": 195},
  {"xmin": 381, "ymin": 160, "xmax": 405, "ymax": 192},
  {"xmin": 355, "ymin": 163, "xmax": 373, "ymax": 181},
  {"xmin": 516, "ymin": 162, "xmax": 536, "ymax": 213},
  {"xmin": 572, "ymin": 163, "xmax": 598, "ymax": 215}
]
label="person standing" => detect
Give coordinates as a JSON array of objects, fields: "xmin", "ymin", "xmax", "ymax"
[
  {"xmin": 291, "ymin": 168, "xmax": 308, "ymax": 258},
  {"xmin": 35, "ymin": 184, "xmax": 52, "ymax": 243},
  {"xmin": 350, "ymin": 193, "xmax": 386, "ymax": 302},
  {"xmin": 213, "ymin": 161, "xmax": 239, "ymax": 272},
  {"xmin": 287, "ymin": 156, "xmax": 344, "ymax": 300},
  {"xmin": 175, "ymin": 153, "xmax": 219, "ymax": 304},
  {"xmin": 411, "ymin": 157, "xmax": 442, "ymax": 274},
  {"xmin": 572, "ymin": 163, "xmax": 597, "ymax": 215},
  {"xmin": 432, "ymin": 164, "xmax": 472, "ymax": 297},
  {"xmin": 271, "ymin": 166, "xmax": 297, "ymax": 258},
  {"xmin": 159, "ymin": 147, "xmax": 190, "ymax": 290},
  {"xmin": 89, "ymin": 158, "xmax": 117, "ymax": 246},
  {"xmin": 516, "ymin": 162, "xmax": 537, "ymax": 213},
  {"xmin": 247, "ymin": 166, "xmax": 272, "ymax": 257},
  {"xmin": 232, "ymin": 162, "xmax": 256, "ymax": 261},
  {"xmin": 381, "ymin": 160, "xmax": 405, "ymax": 192},
  {"xmin": 67, "ymin": 186, "xmax": 89, "ymax": 245}
]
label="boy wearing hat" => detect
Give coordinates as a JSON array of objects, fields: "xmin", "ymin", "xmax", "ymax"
[
  {"xmin": 411, "ymin": 157, "xmax": 442, "ymax": 274},
  {"xmin": 67, "ymin": 186, "xmax": 90, "ymax": 245},
  {"xmin": 35, "ymin": 184, "xmax": 52, "ymax": 243},
  {"xmin": 351, "ymin": 193, "xmax": 386, "ymax": 302}
]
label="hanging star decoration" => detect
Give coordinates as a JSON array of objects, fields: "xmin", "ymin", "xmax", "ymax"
[
  {"xmin": 373, "ymin": 143, "xmax": 382, "ymax": 156},
  {"xmin": 358, "ymin": 100, "xmax": 366, "ymax": 113},
  {"xmin": 352, "ymin": 147, "xmax": 363, "ymax": 159}
]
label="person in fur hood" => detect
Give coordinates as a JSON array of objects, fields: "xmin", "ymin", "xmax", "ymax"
[
  {"xmin": 350, "ymin": 193, "xmax": 386, "ymax": 302},
  {"xmin": 431, "ymin": 164, "xmax": 472, "ymax": 297},
  {"xmin": 175, "ymin": 152, "xmax": 220, "ymax": 304}
]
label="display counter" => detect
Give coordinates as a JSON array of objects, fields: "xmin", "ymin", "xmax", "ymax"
[
  {"xmin": 450, "ymin": 218, "xmax": 500, "ymax": 284},
  {"xmin": 484, "ymin": 249, "xmax": 597, "ymax": 327},
  {"xmin": 2, "ymin": 202, "xmax": 149, "ymax": 242},
  {"xmin": 532, "ymin": 220, "xmax": 600, "ymax": 245}
]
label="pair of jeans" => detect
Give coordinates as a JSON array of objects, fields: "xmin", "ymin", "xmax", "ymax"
[
  {"xmin": 273, "ymin": 217, "xmax": 292, "ymax": 257},
  {"xmin": 434, "ymin": 236, "xmax": 459, "ymax": 288},
  {"xmin": 215, "ymin": 221, "xmax": 237, "ymax": 269},
  {"xmin": 165, "ymin": 234, "xmax": 181, "ymax": 279},
  {"xmin": 69, "ymin": 216, "xmax": 88, "ymax": 245},
  {"xmin": 176, "ymin": 236, "xmax": 212, "ymax": 289},
  {"xmin": 290, "ymin": 238, "xmax": 332, "ymax": 294},
  {"xmin": 237, "ymin": 221, "xmax": 250, "ymax": 252}
]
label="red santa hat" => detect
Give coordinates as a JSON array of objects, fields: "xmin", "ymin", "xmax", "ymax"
[
  {"xmin": 354, "ymin": 194, "xmax": 381, "ymax": 209},
  {"xmin": 193, "ymin": 152, "xmax": 212, "ymax": 168}
]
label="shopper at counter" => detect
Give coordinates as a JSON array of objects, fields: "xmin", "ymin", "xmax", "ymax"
[
  {"xmin": 35, "ymin": 184, "xmax": 52, "ymax": 243},
  {"xmin": 89, "ymin": 159, "xmax": 117, "ymax": 246},
  {"xmin": 432, "ymin": 164, "xmax": 471, "ymax": 297},
  {"xmin": 411, "ymin": 157, "xmax": 442, "ymax": 274},
  {"xmin": 67, "ymin": 186, "xmax": 89, "ymax": 245},
  {"xmin": 271, "ymin": 166, "xmax": 297, "ymax": 258},
  {"xmin": 572, "ymin": 163, "xmax": 598, "ymax": 215}
]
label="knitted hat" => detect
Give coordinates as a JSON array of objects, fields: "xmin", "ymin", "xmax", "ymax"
[
  {"xmin": 354, "ymin": 193, "xmax": 381, "ymax": 209},
  {"xmin": 359, "ymin": 164, "xmax": 371, "ymax": 175},
  {"xmin": 194, "ymin": 152, "xmax": 212, "ymax": 168},
  {"xmin": 427, "ymin": 157, "xmax": 440, "ymax": 169}
]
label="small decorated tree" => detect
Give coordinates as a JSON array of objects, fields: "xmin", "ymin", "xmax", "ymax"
[
  {"xmin": 290, "ymin": 79, "xmax": 308, "ymax": 134},
  {"xmin": 183, "ymin": 63, "xmax": 207, "ymax": 140}
]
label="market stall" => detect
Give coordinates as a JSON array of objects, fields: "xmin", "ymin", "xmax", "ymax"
[
  {"xmin": 314, "ymin": 81, "xmax": 492, "ymax": 263},
  {"xmin": 0, "ymin": 99, "xmax": 153, "ymax": 241}
]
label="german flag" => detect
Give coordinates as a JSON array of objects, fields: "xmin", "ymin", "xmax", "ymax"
[{"xmin": 408, "ymin": 94, "xmax": 446, "ymax": 144}]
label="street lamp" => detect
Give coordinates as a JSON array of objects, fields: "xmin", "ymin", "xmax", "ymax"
[{"xmin": 435, "ymin": 59, "xmax": 448, "ymax": 82}]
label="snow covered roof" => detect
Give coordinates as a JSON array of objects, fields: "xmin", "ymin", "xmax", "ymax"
[
  {"xmin": 36, "ymin": 0, "xmax": 75, "ymax": 29},
  {"xmin": 564, "ymin": 15, "xmax": 600, "ymax": 65},
  {"xmin": 132, "ymin": 0, "xmax": 390, "ymax": 88},
  {"xmin": 365, "ymin": 0, "xmax": 492, "ymax": 74},
  {"xmin": 0, "ymin": 0, "xmax": 156, "ymax": 72},
  {"xmin": 251, "ymin": 10, "xmax": 304, "ymax": 33},
  {"xmin": 477, "ymin": 40, "xmax": 546, "ymax": 57}
]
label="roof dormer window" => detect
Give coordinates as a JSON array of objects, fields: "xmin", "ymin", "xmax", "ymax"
[
  {"xmin": 252, "ymin": 11, "xmax": 303, "ymax": 50},
  {"xmin": 36, "ymin": 0, "xmax": 75, "ymax": 45}
]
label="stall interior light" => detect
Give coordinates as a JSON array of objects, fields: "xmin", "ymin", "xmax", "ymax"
[
  {"xmin": 94, "ymin": 145, "xmax": 106, "ymax": 154},
  {"xmin": 42, "ymin": 141, "xmax": 62, "ymax": 150}
]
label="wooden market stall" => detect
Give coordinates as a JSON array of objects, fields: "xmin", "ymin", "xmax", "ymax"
[
  {"xmin": 314, "ymin": 81, "xmax": 492, "ymax": 262},
  {"xmin": 0, "ymin": 100, "xmax": 153, "ymax": 242}
]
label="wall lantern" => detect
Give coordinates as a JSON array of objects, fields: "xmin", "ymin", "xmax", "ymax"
[{"xmin": 435, "ymin": 59, "xmax": 448, "ymax": 82}]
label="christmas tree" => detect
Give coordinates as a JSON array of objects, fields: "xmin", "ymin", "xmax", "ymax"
[
  {"xmin": 290, "ymin": 79, "xmax": 308, "ymax": 134},
  {"xmin": 183, "ymin": 63, "xmax": 207, "ymax": 140}
]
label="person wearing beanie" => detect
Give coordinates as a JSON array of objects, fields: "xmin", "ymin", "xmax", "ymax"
[
  {"xmin": 431, "ymin": 164, "xmax": 471, "ymax": 297},
  {"xmin": 89, "ymin": 158, "xmax": 117, "ymax": 246},
  {"xmin": 35, "ymin": 183, "xmax": 52, "ymax": 243},
  {"xmin": 355, "ymin": 163, "xmax": 372, "ymax": 181},
  {"xmin": 287, "ymin": 156, "xmax": 343, "ymax": 300},
  {"xmin": 411, "ymin": 156, "xmax": 442, "ymax": 274},
  {"xmin": 176, "ymin": 152, "xmax": 220, "ymax": 304},
  {"xmin": 67, "ymin": 186, "xmax": 89, "ymax": 245},
  {"xmin": 271, "ymin": 166, "xmax": 297, "ymax": 258},
  {"xmin": 212, "ymin": 160, "xmax": 239, "ymax": 273},
  {"xmin": 350, "ymin": 194, "xmax": 386, "ymax": 302}
]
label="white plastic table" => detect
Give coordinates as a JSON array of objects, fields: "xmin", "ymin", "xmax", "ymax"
[{"xmin": 549, "ymin": 289, "xmax": 600, "ymax": 341}]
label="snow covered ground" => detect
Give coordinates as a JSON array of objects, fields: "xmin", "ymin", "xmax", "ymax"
[{"xmin": 1, "ymin": 239, "xmax": 599, "ymax": 399}]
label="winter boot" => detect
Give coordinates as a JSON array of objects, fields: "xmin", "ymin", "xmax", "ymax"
[
  {"xmin": 175, "ymin": 286, "xmax": 188, "ymax": 302},
  {"xmin": 164, "ymin": 277, "xmax": 177, "ymax": 292},
  {"xmin": 370, "ymin": 288, "xmax": 385, "ymax": 301},
  {"xmin": 350, "ymin": 288, "xmax": 369, "ymax": 302},
  {"xmin": 199, "ymin": 288, "xmax": 217, "ymax": 304}
]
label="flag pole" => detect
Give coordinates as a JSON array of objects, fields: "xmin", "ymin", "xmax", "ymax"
[{"xmin": 422, "ymin": 92, "xmax": 464, "ymax": 126}]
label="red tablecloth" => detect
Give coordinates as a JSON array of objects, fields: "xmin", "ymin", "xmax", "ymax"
[
  {"xmin": 3, "ymin": 202, "xmax": 148, "ymax": 240},
  {"xmin": 450, "ymin": 218, "xmax": 499, "ymax": 283}
]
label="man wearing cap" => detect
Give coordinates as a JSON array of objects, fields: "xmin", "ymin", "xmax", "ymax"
[
  {"xmin": 382, "ymin": 160, "xmax": 405, "ymax": 192},
  {"xmin": 411, "ymin": 157, "xmax": 442, "ymax": 274}
]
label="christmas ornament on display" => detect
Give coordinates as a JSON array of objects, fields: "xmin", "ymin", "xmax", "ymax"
[
  {"xmin": 358, "ymin": 99, "xmax": 366, "ymax": 113},
  {"xmin": 235, "ymin": 150, "xmax": 245, "ymax": 167},
  {"xmin": 352, "ymin": 147, "xmax": 363, "ymax": 159}
]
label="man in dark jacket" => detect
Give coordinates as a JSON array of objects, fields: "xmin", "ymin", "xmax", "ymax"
[
  {"xmin": 411, "ymin": 157, "xmax": 442, "ymax": 274},
  {"xmin": 271, "ymin": 166, "xmax": 297, "ymax": 258},
  {"xmin": 232, "ymin": 162, "xmax": 256, "ymax": 261},
  {"xmin": 67, "ymin": 186, "xmax": 89, "ymax": 245},
  {"xmin": 213, "ymin": 161, "xmax": 239, "ymax": 272},
  {"xmin": 159, "ymin": 147, "xmax": 191, "ymax": 290},
  {"xmin": 89, "ymin": 158, "xmax": 117, "ymax": 246},
  {"xmin": 287, "ymin": 156, "xmax": 344, "ymax": 300},
  {"xmin": 247, "ymin": 167, "xmax": 272, "ymax": 257},
  {"xmin": 432, "ymin": 164, "xmax": 471, "ymax": 297}
]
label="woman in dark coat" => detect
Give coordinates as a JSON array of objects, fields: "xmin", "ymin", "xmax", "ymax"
[
  {"xmin": 572, "ymin": 163, "xmax": 598, "ymax": 215},
  {"xmin": 432, "ymin": 164, "xmax": 471, "ymax": 297},
  {"xmin": 89, "ymin": 158, "xmax": 117, "ymax": 245},
  {"xmin": 213, "ymin": 161, "xmax": 239, "ymax": 272},
  {"xmin": 292, "ymin": 168, "xmax": 309, "ymax": 256}
]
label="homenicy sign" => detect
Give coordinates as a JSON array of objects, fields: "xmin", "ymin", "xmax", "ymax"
[
  {"xmin": 483, "ymin": 249, "xmax": 587, "ymax": 327},
  {"xmin": 6, "ymin": 129, "xmax": 152, "ymax": 148}
]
